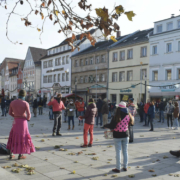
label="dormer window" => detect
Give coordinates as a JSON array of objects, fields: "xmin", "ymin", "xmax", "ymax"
[
  {"xmin": 167, "ymin": 22, "xmax": 173, "ymax": 31},
  {"xmin": 178, "ymin": 20, "xmax": 180, "ymax": 28},
  {"xmin": 157, "ymin": 25, "xmax": 162, "ymax": 33}
]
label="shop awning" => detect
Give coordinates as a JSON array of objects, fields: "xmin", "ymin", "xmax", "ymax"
[
  {"xmin": 62, "ymin": 93, "xmax": 83, "ymax": 99},
  {"xmin": 149, "ymin": 92, "xmax": 180, "ymax": 97}
]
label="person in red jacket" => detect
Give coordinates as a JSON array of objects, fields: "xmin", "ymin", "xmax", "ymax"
[
  {"xmin": 143, "ymin": 100, "xmax": 150, "ymax": 126},
  {"xmin": 48, "ymin": 94, "xmax": 65, "ymax": 136},
  {"xmin": 77, "ymin": 99, "xmax": 85, "ymax": 126},
  {"xmin": 80, "ymin": 98, "xmax": 97, "ymax": 148}
]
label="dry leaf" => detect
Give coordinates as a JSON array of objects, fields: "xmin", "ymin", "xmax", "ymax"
[
  {"xmin": 92, "ymin": 157, "xmax": 99, "ymax": 160},
  {"xmin": 74, "ymin": 161, "xmax": 78, "ymax": 163},
  {"xmin": 163, "ymin": 156, "xmax": 168, "ymax": 159},
  {"xmin": 75, "ymin": 137, "xmax": 79, "ymax": 139},
  {"xmin": 37, "ymin": 28, "xmax": 41, "ymax": 32},
  {"xmin": 71, "ymin": 170, "xmax": 76, "ymax": 174},
  {"xmin": 41, "ymin": 2, "xmax": 45, "ymax": 7},
  {"xmin": 12, "ymin": 163, "xmax": 19, "ymax": 167},
  {"xmin": 2, "ymin": 166, "xmax": 11, "ymax": 169},
  {"xmin": 47, "ymin": 0, "xmax": 52, "ymax": 6},
  {"xmin": 115, "ymin": 5, "xmax": 124, "ymax": 14},
  {"xmin": 104, "ymin": 174, "xmax": 108, "ymax": 176},
  {"xmin": 60, "ymin": 167, "xmax": 65, "ymax": 169},
  {"xmin": 54, "ymin": 145, "xmax": 60, "ymax": 149},
  {"xmin": 148, "ymin": 169, "xmax": 155, "ymax": 172},
  {"xmin": 19, "ymin": 164, "xmax": 29, "ymax": 168},
  {"xmin": 174, "ymin": 174, "xmax": 180, "ymax": 177},
  {"xmin": 110, "ymin": 36, "xmax": 117, "ymax": 42},
  {"xmin": 125, "ymin": 11, "xmax": 136, "ymax": 21},
  {"xmin": 62, "ymin": 10, "xmax": 66, "ymax": 14},
  {"xmin": 169, "ymin": 174, "xmax": 173, "ymax": 176},
  {"xmin": 41, "ymin": 139, "xmax": 45, "ymax": 142},
  {"xmin": 112, "ymin": 174, "xmax": 117, "ymax": 177},
  {"xmin": 54, "ymin": 10, "xmax": 59, "ymax": 16},
  {"xmin": 40, "ymin": 12, "xmax": 44, "ymax": 20},
  {"xmin": 128, "ymin": 174, "xmax": 135, "ymax": 178}
]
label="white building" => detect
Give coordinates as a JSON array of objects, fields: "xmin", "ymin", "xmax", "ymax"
[
  {"xmin": 149, "ymin": 14, "xmax": 180, "ymax": 101},
  {"xmin": 40, "ymin": 28, "xmax": 103, "ymax": 102},
  {"xmin": 9, "ymin": 66, "xmax": 18, "ymax": 98}
]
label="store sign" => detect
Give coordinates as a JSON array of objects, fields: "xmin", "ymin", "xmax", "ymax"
[
  {"xmin": 159, "ymin": 84, "xmax": 177, "ymax": 92},
  {"xmin": 90, "ymin": 84, "xmax": 106, "ymax": 88},
  {"xmin": 122, "ymin": 95, "xmax": 129, "ymax": 101},
  {"xmin": 120, "ymin": 89, "xmax": 132, "ymax": 93}
]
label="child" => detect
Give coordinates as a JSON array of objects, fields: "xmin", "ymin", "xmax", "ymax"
[{"xmin": 67, "ymin": 99, "xmax": 76, "ymax": 130}]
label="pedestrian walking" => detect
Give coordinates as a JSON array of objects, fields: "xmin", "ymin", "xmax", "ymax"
[
  {"xmin": 108, "ymin": 101, "xmax": 112, "ymax": 119},
  {"xmin": 75, "ymin": 100, "xmax": 79, "ymax": 118},
  {"xmin": 104, "ymin": 101, "xmax": 134, "ymax": 173},
  {"xmin": 48, "ymin": 94, "xmax": 65, "ymax": 136},
  {"xmin": 63, "ymin": 100, "xmax": 69, "ymax": 123},
  {"xmin": 173, "ymin": 101, "xmax": 179, "ymax": 130},
  {"xmin": 33, "ymin": 98, "xmax": 38, "ymax": 117},
  {"xmin": 137, "ymin": 100, "xmax": 144, "ymax": 122},
  {"xmin": 147, "ymin": 101, "xmax": 155, "ymax": 131},
  {"xmin": 7, "ymin": 90, "xmax": 35, "ymax": 160},
  {"xmin": 77, "ymin": 99, "xmax": 85, "ymax": 126},
  {"xmin": 80, "ymin": 98, "xmax": 97, "ymax": 148},
  {"xmin": 101, "ymin": 98, "xmax": 109, "ymax": 128},
  {"xmin": 143, "ymin": 100, "xmax": 150, "ymax": 126},
  {"xmin": 165, "ymin": 100, "xmax": 174, "ymax": 129},
  {"xmin": 1, "ymin": 97, "xmax": 7, "ymax": 116},
  {"xmin": 38, "ymin": 98, "xmax": 43, "ymax": 115},
  {"xmin": 96, "ymin": 96, "xmax": 103, "ymax": 127},
  {"xmin": 158, "ymin": 100, "xmax": 165, "ymax": 123},
  {"xmin": 66, "ymin": 99, "xmax": 76, "ymax": 130}
]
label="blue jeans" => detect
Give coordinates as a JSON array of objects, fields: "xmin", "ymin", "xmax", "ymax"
[
  {"xmin": 96, "ymin": 112, "xmax": 102, "ymax": 126},
  {"xmin": 49, "ymin": 109, "xmax": 53, "ymax": 119},
  {"xmin": 78, "ymin": 111, "xmax": 84, "ymax": 124},
  {"xmin": 1, "ymin": 107, "xmax": 6, "ymax": 116},
  {"xmin": 68, "ymin": 116, "xmax": 74, "ymax": 126},
  {"xmin": 108, "ymin": 111, "xmax": 111, "ymax": 119},
  {"xmin": 174, "ymin": 118, "xmax": 179, "ymax": 128},
  {"xmin": 144, "ymin": 113, "xmax": 149, "ymax": 125},
  {"xmin": 114, "ymin": 137, "xmax": 129, "ymax": 170},
  {"xmin": 159, "ymin": 111, "xmax": 164, "ymax": 122}
]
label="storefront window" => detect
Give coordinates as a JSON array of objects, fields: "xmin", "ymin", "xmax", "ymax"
[
  {"xmin": 111, "ymin": 94, "xmax": 117, "ymax": 103},
  {"xmin": 166, "ymin": 69, "xmax": 171, "ymax": 80}
]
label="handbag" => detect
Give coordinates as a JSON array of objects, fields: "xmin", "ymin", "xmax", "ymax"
[{"xmin": 104, "ymin": 130, "xmax": 113, "ymax": 139}]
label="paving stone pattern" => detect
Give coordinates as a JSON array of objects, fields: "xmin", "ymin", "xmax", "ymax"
[{"xmin": 0, "ymin": 109, "xmax": 180, "ymax": 180}]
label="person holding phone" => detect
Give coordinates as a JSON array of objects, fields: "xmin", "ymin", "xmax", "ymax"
[
  {"xmin": 7, "ymin": 90, "xmax": 35, "ymax": 160},
  {"xmin": 48, "ymin": 94, "xmax": 65, "ymax": 136}
]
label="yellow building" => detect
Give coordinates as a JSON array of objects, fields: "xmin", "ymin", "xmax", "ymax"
[{"xmin": 108, "ymin": 29, "xmax": 153, "ymax": 104}]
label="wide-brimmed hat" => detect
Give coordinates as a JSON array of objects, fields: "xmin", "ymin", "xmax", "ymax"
[{"xmin": 118, "ymin": 101, "xmax": 127, "ymax": 108}]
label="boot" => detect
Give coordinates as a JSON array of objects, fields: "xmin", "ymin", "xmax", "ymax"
[
  {"xmin": 170, "ymin": 150, "xmax": 180, "ymax": 157},
  {"xmin": 72, "ymin": 126, "xmax": 74, "ymax": 130},
  {"xmin": 68, "ymin": 125, "xmax": 70, "ymax": 130},
  {"xmin": 52, "ymin": 132, "xmax": 56, "ymax": 136}
]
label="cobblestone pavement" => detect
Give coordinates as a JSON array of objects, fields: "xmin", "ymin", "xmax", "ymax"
[{"xmin": 0, "ymin": 109, "xmax": 180, "ymax": 180}]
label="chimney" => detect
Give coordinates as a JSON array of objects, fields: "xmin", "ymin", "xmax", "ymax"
[
  {"xmin": 116, "ymin": 31, "xmax": 121, "ymax": 38},
  {"xmin": 171, "ymin": 14, "xmax": 175, "ymax": 18}
]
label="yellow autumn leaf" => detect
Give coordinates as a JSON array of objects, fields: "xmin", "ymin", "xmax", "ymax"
[
  {"xmin": 125, "ymin": 11, "xmax": 136, "ymax": 21},
  {"xmin": 110, "ymin": 36, "xmax": 117, "ymax": 42},
  {"xmin": 115, "ymin": 5, "xmax": 124, "ymax": 14},
  {"xmin": 54, "ymin": 10, "xmax": 59, "ymax": 16},
  {"xmin": 62, "ymin": 10, "xmax": 66, "ymax": 14},
  {"xmin": 95, "ymin": 8, "xmax": 108, "ymax": 22},
  {"xmin": 37, "ymin": 28, "xmax": 41, "ymax": 32},
  {"xmin": 71, "ymin": 170, "xmax": 76, "ymax": 174},
  {"xmin": 40, "ymin": 12, "xmax": 44, "ymax": 20}
]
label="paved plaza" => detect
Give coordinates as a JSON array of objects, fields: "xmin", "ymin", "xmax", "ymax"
[{"xmin": 0, "ymin": 109, "xmax": 180, "ymax": 180}]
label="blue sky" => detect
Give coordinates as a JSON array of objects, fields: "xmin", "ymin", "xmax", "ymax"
[{"xmin": 0, "ymin": 0, "xmax": 180, "ymax": 62}]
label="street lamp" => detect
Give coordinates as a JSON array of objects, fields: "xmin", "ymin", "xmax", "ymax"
[
  {"xmin": 140, "ymin": 62, "xmax": 143, "ymax": 101},
  {"xmin": 75, "ymin": 81, "xmax": 77, "ymax": 101}
]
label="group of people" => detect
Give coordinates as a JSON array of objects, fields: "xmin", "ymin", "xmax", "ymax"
[{"xmin": 1, "ymin": 97, "xmax": 14, "ymax": 117}]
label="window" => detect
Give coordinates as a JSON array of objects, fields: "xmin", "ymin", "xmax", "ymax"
[
  {"xmin": 95, "ymin": 56, "xmax": 100, "ymax": 64},
  {"xmin": 55, "ymin": 58, "xmax": 60, "ymax": 66},
  {"xmin": 54, "ymin": 74, "xmax": 56, "ymax": 82},
  {"xmin": 58, "ymin": 47, "xmax": 60, "ymax": 52},
  {"xmin": 80, "ymin": 76, "xmax": 84, "ymax": 83},
  {"xmin": 75, "ymin": 60, "xmax": 78, "ymax": 67},
  {"xmin": 152, "ymin": 45, "xmax": 157, "ymax": 55},
  {"xmin": 58, "ymin": 74, "xmax": 60, "ymax": 82},
  {"xmin": 75, "ymin": 77, "xmax": 78, "ymax": 83},
  {"xmin": 157, "ymin": 25, "xmax": 162, "ymax": 33},
  {"xmin": 152, "ymin": 71, "xmax": 158, "ymax": 81},
  {"xmin": 112, "ymin": 72, "xmax": 117, "ymax": 82},
  {"xmin": 90, "ymin": 57, "xmax": 93, "ymax": 65},
  {"xmin": 127, "ymin": 71, "xmax": 133, "ymax": 81},
  {"xmin": 178, "ymin": 69, "xmax": 180, "ymax": 79},
  {"xmin": 85, "ymin": 58, "xmax": 88, "ymax": 65},
  {"xmin": 85, "ymin": 76, "xmax": 88, "ymax": 83},
  {"xmin": 166, "ymin": 69, "xmax": 171, "ymax": 80},
  {"xmin": 43, "ymin": 76, "xmax": 47, "ymax": 83},
  {"xmin": 48, "ymin": 60, "xmax": 53, "ymax": 67},
  {"xmin": 53, "ymin": 49, "xmax": 56, "ymax": 54},
  {"xmin": 141, "ymin": 69, "xmax": 147, "ymax": 80},
  {"xmin": 178, "ymin": 20, "xmax": 180, "ymax": 28},
  {"xmin": 119, "ymin": 71, "xmax": 125, "ymax": 82},
  {"xmin": 120, "ymin": 51, "xmax": 125, "ymax": 61},
  {"xmin": 62, "ymin": 73, "xmax": 65, "ymax": 81},
  {"xmin": 166, "ymin": 43, "xmax": 172, "ymax": 53},
  {"xmin": 101, "ymin": 74, "xmax": 105, "ymax": 82},
  {"xmin": 66, "ymin": 73, "xmax": 69, "ymax": 81},
  {"xmin": 43, "ymin": 61, "xmax": 47, "ymax": 68},
  {"xmin": 127, "ymin": 49, "xmax": 133, "ymax": 59},
  {"xmin": 80, "ymin": 59, "xmax": 84, "ymax": 66},
  {"xmin": 66, "ymin": 56, "xmax": 69, "ymax": 64},
  {"xmin": 63, "ymin": 46, "xmax": 65, "ymax": 51},
  {"xmin": 141, "ymin": 47, "xmax": 147, "ymax": 57},
  {"xmin": 48, "ymin": 75, "xmax": 52, "ymax": 83},
  {"xmin": 101, "ymin": 55, "xmax": 105, "ymax": 63},
  {"xmin": 62, "ymin": 57, "xmax": 65, "ymax": 65},
  {"xmin": 47, "ymin": 50, "xmax": 50, "ymax": 55},
  {"xmin": 178, "ymin": 41, "xmax": 180, "ymax": 51},
  {"xmin": 167, "ymin": 22, "xmax": 173, "ymax": 31},
  {"xmin": 96, "ymin": 75, "xmax": 99, "ymax": 82},
  {"xmin": 113, "ymin": 52, "xmax": 118, "ymax": 62}
]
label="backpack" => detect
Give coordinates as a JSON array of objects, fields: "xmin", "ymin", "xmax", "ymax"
[{"xmin": 0, "ymin": 143, "xmax": 10, "ymax": 155}]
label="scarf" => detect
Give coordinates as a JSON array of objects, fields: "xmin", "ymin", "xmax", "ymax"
[{"xmin": 18, "ymin": 96, "xmax": 25, "ymax": 100}]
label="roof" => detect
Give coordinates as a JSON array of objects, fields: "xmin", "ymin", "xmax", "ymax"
[
  {"xmin": 154, "ymin": 15, "xmax": 180, "ymax": 23},
  {"xmin": 29, "ymin": 47, "xmax": 47, "ymax": 62},
  {"xmin": 7, "ymin": 62, "xmax": 19, "ymax": 70},
  {"xmin": 150, "ymin": 28, "xmax": 180, "ymax": 37},
  {"xmin": 48, "ymin": 28, "xmax": 97, "ymax": 50},
  {"xmin": 111, "ymin": 28, "xmax": 153, "ymax": 49},
  {"xmin": 18, "ymin": 61, "xmax": 25, "ymax": 70}
]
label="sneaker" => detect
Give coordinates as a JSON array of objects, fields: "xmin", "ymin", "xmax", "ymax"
[
  {"xmin": 88, "ymin": 144, "xmax": 92, "ymax": 147},
  {"xmin": 123, "ymin": 168, "xmax": 127, "ymax": 171},
  {"xmin": 171, "ymin": 127, "xmax": 174, "ymax": 130},
  {"xmin": 174, "ymin": 127, "xmax": 179, "ymax": 130},
  {"xmin": 52, "ymin": 132, "xmax": 56, "ymax": 136},
  {"xmin": 112, "ymin": 168, "xmax": 120, "ymax": 173},
  {"xmin": 80, "ymin": 144, "xmax": 88, "ymax": 148}
]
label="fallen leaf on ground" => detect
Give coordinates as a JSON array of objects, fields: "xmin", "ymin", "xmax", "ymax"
[
  {"xmin": 60, "ymin": 167, "xmax": 65, "ymax": 169},
  {"xmin": 107, "ymin": 162, "xmax": 110, "ymax": 163},
  {"xmin": 148, "ymin": 169, "xmax": 155, "ymax": 172},
  {"xmin": 173, "ymin": 137, "xmax": 176, "ymax": 139},
  {"xmin": 71, "ymin": 170, "xmax": 76, "ymax": 174},
  {"xmin": 35, "ymin": 136, "xmax": 39, "ymax": 137},
  {"xmin": 104, "ymin": 174, "xmax": 108, "ymax": 176},
  {"xmin": 35, "ymin": 147, "xmax": 40, "ymax": 150},
  {"xmin": 92, "ymin": 157, "xmax": 99, "ymax": 160},
  {"xmin": 156, "ymin": 159, "xmax": 160, "ymax": 161},
  {"xmin": 45, "ymin": 159, "xmax": 48, "ymax": 161},
  {"xmin": 19, "ymin": 164, "xmax": 29, "ymax": 168},
  {"xmin": 12, "ymin": 163, "xmax": 19, "ymax": 167},
  {"xmin": 152, "ymin": 174, "xmax": 157, "ymax": 177},
  {"xmin": 108, "ymin": 159, "xmax": 112, "ymax": 161},
  {"xmin": 54, "ymin": 145, "xmax": 61, "ymax": 149},
  {"xmin": 140, "ymin": 135, "xmax": 144, "ymax": 137},
  {"xmin": 59, "ymin": 148, "xmax": 67, "ymax": 151},
  {"xmin": 163, "ymin": 156, "xmax": 168, "ymax": 159},
  {"xmin": 2, "ymin": 166, "xmax": 11, "ymax": 169},
  {"xmin": 174, "ymin": 174, "xmax": 180, "ymax": 177},
  {"xmin": 169, "ymin": 174, "xmax": 173, "ymax": 176},
  {"xmin": 136, "ymin": 166, "xmax": 140, "ymax": 168},
  {"xmin": 11, "ymin": 168, "xmax": 21, "ymax": 173},
  {"xmin": 128, "ymin": 174, "xmax": 135, "ymax": 178},
  {"xmin": 82, "ymin": 150, "xmax": 86, "ymax": 151},
  {"xmin": 41, "ymin": 139, "xmax": 45, "ymax": 142},
  {"xmin": 103, "ymin": 150, "xmax": 106, "ymax": 151},
  {"xmin": 112, "ymin": 174, "xmax": 117, "ymax": 177},
  {"xmin": 74, "ymin": 161, "xmax": 78, "ymax": 163},
  {"xmin": 77, "ymin": 151, "xmax": 83, "ymax": 155},
  {"xmin": 107, "ymin": 145, "xmax": 113, "ymax": 148},
  {"xmin": 68, "ymin": 153, "xmax": 75, "ymax": 155},
  {"xmin": 27, "ymin": 170, "xmax": 35, "ymax": 175},
  {"xmin": 25, "ymin": 167, "xmax": 35, "ymax": 171},
  {"xmin": 75, "ymin": 137, "xmax": 79, "ymax": 139}
]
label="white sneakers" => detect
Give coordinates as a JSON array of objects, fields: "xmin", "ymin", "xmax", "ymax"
[
  {"xmin": 166, "ymin": 127, "xmax": 179, "ymax": 130},
  {"xmin": 174, "ymin": 127, "xmax": 179, "ymax": 130}
]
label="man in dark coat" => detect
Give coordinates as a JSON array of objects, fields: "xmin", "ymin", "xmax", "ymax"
[
  {"xmin": 33, "ymin": 98, "xmax": 38, "ymax": 117},
  {"xmin": 1, "ymin": 97, "xmax": 7, "ymax": 116},
  {"xmin": 96, "ymin": 96, "xmax": 103, "ymax": 127}
]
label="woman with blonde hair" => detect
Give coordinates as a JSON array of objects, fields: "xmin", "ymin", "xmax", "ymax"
[
  {"xmin": 7, "ymin": 90, "xmax": 35, "ymax": 160},
  {"xmin": 104, "ymin": 102, "xmax": 134, "ymax": 173}
]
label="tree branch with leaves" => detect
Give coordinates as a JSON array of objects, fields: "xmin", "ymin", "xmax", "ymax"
[{"xmin": 0, "ymin": 0, "xmax": 135, "ymax": 51}]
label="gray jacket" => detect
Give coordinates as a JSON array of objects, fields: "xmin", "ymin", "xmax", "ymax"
[{"xmin": 165, "ymin": 104, "xmax": 174, "ymax": 114}]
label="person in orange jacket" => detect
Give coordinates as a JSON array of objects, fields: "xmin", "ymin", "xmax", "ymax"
[
  {"xmin": 143, "ymin": 100, "xmax": 150, "ymax": 126},
  {"xmin": 77, "ymin": 99, "xmax": 85, "ymax": 126}
]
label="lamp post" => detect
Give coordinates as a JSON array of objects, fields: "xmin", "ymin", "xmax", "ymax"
[
  {"xmin": 75, "ymin": 81, "xmax": 77, "ymax": 101},
  {"xmin": 140, "ymin": 62, "xmax": 143, "ymax": 101}
]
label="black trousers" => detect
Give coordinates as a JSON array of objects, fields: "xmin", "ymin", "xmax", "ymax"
[
  {"xmin": 39, "ymin": 107, "xmax": 43, "ymax": 115},
  {"xmin": 139, "ymin": 112, "xmax": 144, "ymax": 122},
  {"xmin": 129, "ymin": 126, "xmax": 134, "ymax": 142},
  {"xmin": 149, "ymin": 118, "xmax": 154, "ymax": 130},
  {"xmin": 167, "ymin": 114, "xmax": 173, "ymax": 127},
  {"xmin": 53, "ymin": 113, "xmax": 62, "ymax": 133}
]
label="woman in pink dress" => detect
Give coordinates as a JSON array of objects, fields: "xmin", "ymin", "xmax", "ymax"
[{"xmin": 7, "ymin": 90, "xmax": 35, "ymax": 160}]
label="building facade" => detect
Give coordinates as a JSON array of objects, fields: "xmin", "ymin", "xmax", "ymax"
[
  {"xmin": 9, "ymin": 67, "xmax": 18, "ymax": 98},
  {"xmin": 108, "ymin": 29, "xmax": 153, "ymax": 104},
  {"xmin": 149, "ymin": 15, "xmax": 180, "ymax": 101},
  {"xmin": 17, "ymin": 61, "xmax": 24, "ymax": 93}
]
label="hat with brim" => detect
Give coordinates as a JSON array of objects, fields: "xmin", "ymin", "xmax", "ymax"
[{"xmin": 118, "ymin": 101, "xmax": 127, "ymax": 108}]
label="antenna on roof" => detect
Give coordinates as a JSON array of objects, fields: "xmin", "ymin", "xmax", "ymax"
[{"xmin": 171, "ymin": 14, "xmax": 175, "ymax": 18}]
